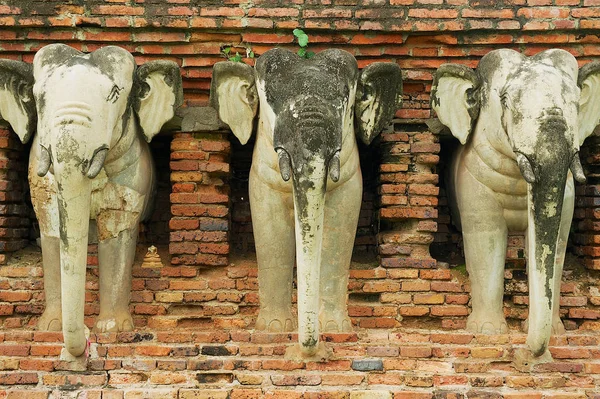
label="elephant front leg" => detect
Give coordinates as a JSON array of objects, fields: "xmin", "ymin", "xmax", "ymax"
[
  {"xmin": 463, "ymin": 224, "xmax": 509, "ymax": 334},
  {"xmin": 319, "ymin": 172, "xmax": 362, "ymax": 332},
  {"xmin": 37, "ymin": 235, "xmax": 62, "ymax": 331},
  {"xmin": 30, "ymin": 163, "xmax": 62, "ymax": 331},
  {"xmin": 250, "ymin": 173, "xmax": 296, "ymax": 332},
  {"xmin": 460, "ymin": 201, "xmax": 509, "ymax": 335},
  {"xmin": 94, "ymin": 211, "xmax": 137, "ymax": 332}
]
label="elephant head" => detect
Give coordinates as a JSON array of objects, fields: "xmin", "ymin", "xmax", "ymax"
[
  {"xmin": 432, "ymin": 49, "xmax": 600, "ymax": 357},
  {"xmin": 0, "ymin": 44, "xmax": 182, "ymax": 357},
  {"xmin": 212, "ymin": 48, "xmax": 401, "ymax": 355}
]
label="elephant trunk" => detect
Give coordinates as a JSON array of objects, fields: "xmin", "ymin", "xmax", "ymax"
[
  {"xmin": 54, "ymin": 143, "xmax": 93, "ymax": 358},
  {"xmin": 291, "ymin": 157, "xmax": 328, "ymax": 356},
  {"xmin": 523, "ymin": 146, "xmax": 569, "ymax": 357}
]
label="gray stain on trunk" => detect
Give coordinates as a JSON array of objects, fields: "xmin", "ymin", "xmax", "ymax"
[{"xmin": 530, "ymin": 115, "xmax": 571, "ymax": 308}]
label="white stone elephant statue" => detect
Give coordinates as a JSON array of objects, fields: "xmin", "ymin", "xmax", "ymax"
[
  {"xmin": 211, "ymin": 48, "xmax": 402, "ymax": 357},
  {"xmin": 0, "ymin": 44, "xmax": 182, "ymax": 359},
  {"xmin": 431, "ymin": 49, "xmax": 600, "ymax": 358}
]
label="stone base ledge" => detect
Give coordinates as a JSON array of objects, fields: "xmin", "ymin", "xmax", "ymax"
[{"xmin": 0, "ymin": 328, "xmax": 599, "ymax": 397}]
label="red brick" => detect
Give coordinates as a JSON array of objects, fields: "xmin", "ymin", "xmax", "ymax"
[
  {"xmin": 262, "ymin": 360, "xmax": 304, "ymax": 371},
  {"xmin": 92, "ymin": 5, "xmax": 144, "ymax": 15},
  {"xmin": 408, "ymin": 8, "xmax": 459, "ymax": 18},
  {"xmin": 0, "ymin": 372, "xmax": 38, "ymax": 385},
  {"xmin": 400, "ymin": 346, "xmax": 432, "ymax": 358},
  {"xmin": 0, "ymin": 344, "xmax": 29, "ymax": 356},
  {"xmin": 399, "ymin": 306, "xmax": 430, "ymax": 316}
]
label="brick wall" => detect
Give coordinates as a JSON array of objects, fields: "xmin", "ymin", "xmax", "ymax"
[
  {"xmin": 142, "ymin": 135, "xmax": 175, "ymax": 247},
  {"xmin": 574, "ymin": 134, "xmax": 600, "ymax": 270},
  {"xmin": 0, "ymin": 127, "xmax": 31, "ymax": 264},
  {"xmin": 169, "ymin": 132, "xmax": 231, "ymax": 268},
  {"xmin": 1, "ymin": 1, "xmax": 600, "ymax": 396}
]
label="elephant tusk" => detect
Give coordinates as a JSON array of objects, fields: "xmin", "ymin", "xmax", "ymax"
[
  {"xmin": 277, "ymin": 148, "xmax": 292, "ymax": 182},
  {"xmin": 570, "ymin": 153, "xmax": 586, "ymax": 183},
  {"xmin": 516, "ymin": 152, "xmax": 536, "ymax": 184},
  {"xmin": 329, "ymin": 152, "xmax": 340, "ymax": 183},
  {"xmin": 86, "ymin": 147, "xmax": 108, "ymax": 179},
  {"xmin": 37, "ymin": 145, "xmax": 52, "ymax": 177}
]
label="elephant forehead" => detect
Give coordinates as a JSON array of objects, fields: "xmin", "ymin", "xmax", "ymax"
[
  {"xmin": 34, "ymin": 63, "xmax": 129, "ymax": 118},
  {"xmin": 40, "ymin": 63, "xmax": 113, "ymax": 88},
  {"xmin": 34, "ymin": 44, "xmax": 135, "ymax": 89},
  {"xmin": 256, "ymin": 48, "xmax": 358, "ymax": 113},
  {"xmin": 477, "ymin": 49, "xmax": 578, "ymax": 92},
  {"xmin": 503, "ymin": 64, "xmax": 579, "ymax": 108},
  {"xmin": 531, "ymin": 49, "xmax": 578, "ymax": 80}
]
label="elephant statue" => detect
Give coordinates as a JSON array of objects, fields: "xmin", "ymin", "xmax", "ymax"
[
  {"xmin": 211, "ymin": 48, "xmax": 402, "ymax": 357},
  {"xmin": 0, "ymin": 44, "xmax": 182, "ymax": 359},
  {"xmin": 431, "ymin": 49, "xmax": 600, "ymax": 358}
]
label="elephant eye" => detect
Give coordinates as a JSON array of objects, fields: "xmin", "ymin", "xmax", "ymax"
[
  {"xmin": 106, "ymin": 85, "xmax": 124, "ymax": 103},
  {"xmin": 500, "ymin": 92, "xmax": 512, "ymax": 110}
]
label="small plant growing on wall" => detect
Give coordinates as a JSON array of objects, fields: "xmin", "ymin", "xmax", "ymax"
[
  {"xmin": 221, "ymin": 46, "xmax": 255, "ymax": 63},
  {"xmin": 293, "ymin": 29, "xmax": 315, "ymax": 59}
]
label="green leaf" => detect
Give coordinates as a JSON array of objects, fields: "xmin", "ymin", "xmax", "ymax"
[
  {"xmin": 248, "ymin": 50, "xmax": 255, "ymax": 58},
  {"xmin": 293, "ymin": 28, "xmax": 304, "ymax": 38},
  {"xmin": 229, "ymin": 52, "xmax": 243, "ymax": 63},
  {"xmin": 222, "ymin": 47, "xmax": 231, "ymax": 55},
  {"xmin": 297, "ymin": 48, "xmax": 306, "ymax": 57},
  {"xmin": 297, "ymin": 34, "xmax": 309, "ymax": 48},
  {"xmin": 306, "ymin": 51, "xmax": 315, "ymax": 59}
]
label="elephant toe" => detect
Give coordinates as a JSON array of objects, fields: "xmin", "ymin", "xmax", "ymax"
[
  {"xmin": 552, "ymin": 320, "xmax": 566, "ymax": 335},
  {"xmin": 37, "ymin": 309, "xmax": 62, "ymax": 331},
  {"xmin": 94, "ymin": 318, "xmax": 118, "ymax": 333},
  {"xmin": 255, "ymin": 317, "xmax": 293, "ymax": 332},
  {"xmin": 38, "ymin": 317, "xmax": 62, "ymax": 332},
  {"xmin": 523, "ymin": 318, "xmax": 565, "ymax": 335},
  {"xmin": 119, "ymin": 317, "xmax": 134, "ymax": 332},
  {"xmin": 95, "ymin": 313, "xmax": 134, "ymax": 333},
  {"xmin": 467, "ymin": 314, "xmax": 507, "ymax": 334},
  {"xmin": 283, "ymin": 318, "xmax": 295, "ymax": 332},
  {"xmin": 267, "ymin": 319, "xmax": 283, "ymax": 332},
  {"xmin": 256, "ymin": 310, "xmax": 295, "ymax": 332},
  {"xmin": 342, "ymin": 318, "xmax": 352, "ymax": 332},
  {"xmin": 47, "ymin": 319, "xmax": 62, "ymax": 331},
  {"xmin": 266, "ymin": 318, "xmax": 294, "ymax": 332},
  {"xmin": 481, "ymin": 321, "xmax": 508, "ymax": 334},
  {"xmin": 255, "ymin": 317, "xmax": 267, "ymax": 331},
  {"xmin": 321, "ymin": 316, "xmax": 353, "ymax": 333}
]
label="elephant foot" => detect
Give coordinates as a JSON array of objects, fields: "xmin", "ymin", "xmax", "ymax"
[
  {"xmin": 255, "ymin": 309, "xmax": 296, "ymax": 332},
  {"xmin": 513, "ymin": 346, "xmax": 553, "ymax": 372},
  {"xmin": 94, "ymin": 311, "xmax": 134, "ymax": 333},
  {"xmin": 37, "ymin": 307, "xmax": 62, "ymax": 331},
  {"xmin": 320, "ymin": 313, "xmax": 353, "ymax": 333},
  {"xmin": 522, "ymin": 317, "xmax": 565, "ymax": 335},
  {"xmin": 466, "ymin": 313, "xmax": 508, "ymax": 334}
]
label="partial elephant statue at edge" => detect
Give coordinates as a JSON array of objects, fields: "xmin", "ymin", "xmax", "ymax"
[
  {"xmin": 431, "ymin": 49, "xmax": 600, "ymax": 359},
  {"xmin": 211, "ymin": 49, "xmax": 402, "ymax": 358},
  {"xmin": 0, "ymin": 44, "xmax": 183, "ymax": 359}
]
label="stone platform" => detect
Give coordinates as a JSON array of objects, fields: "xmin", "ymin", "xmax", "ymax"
[{"xmin": 0, "ymin": 328, "xmax": 599, "ymax": 398}]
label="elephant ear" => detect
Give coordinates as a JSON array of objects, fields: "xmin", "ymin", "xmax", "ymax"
[
  {"xmin": 0, "ymin": 60, "xmax": 36, "ymax": 144},
  {"xmin": 431, "ymin": 64, "xmax": 480, "ymax": 145},
  {"xmin": 210, "ymin": 61, "xmax": 258, "ymax": 145},
  {"xmin": 578, "ymin": 61, "xmax": 600, "ymax": 146},
  {"xmin": 134, "ymin": 60, "xmax": 183, "ymax": 142},
  {"xmin": 354, "ymin": 62, "xmax": 402, "ymax": 145}
]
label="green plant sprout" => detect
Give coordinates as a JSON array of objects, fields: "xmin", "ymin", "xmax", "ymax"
[
  {"xmin": 293, "ymin": 29, "xmax": 315, "ymax": 59},
  {"xmin": 221, "ymin": 46, "xmax": 255, "ymax": 63}
]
